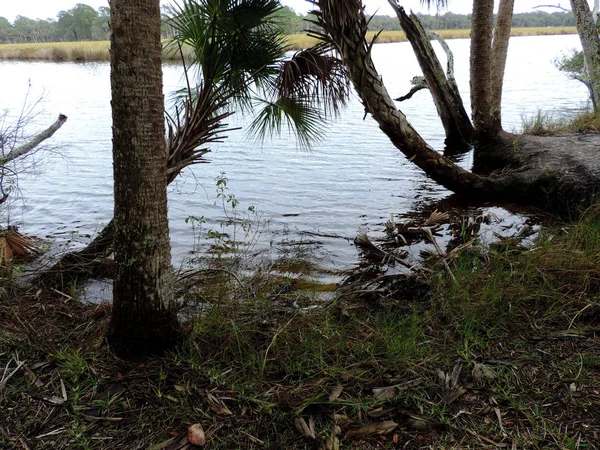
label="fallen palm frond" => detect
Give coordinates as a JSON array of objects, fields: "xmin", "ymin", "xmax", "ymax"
[
  {"xmin": 425, "ymin": 209, "xmax": 450, "ymax": 225},
  {"xmin": 0, "ymin": 229, "xmax": 39, "ymax": 263},
  {"xmin": 355, "ymin": 229, "xmax": 407, "ymax": 266}
]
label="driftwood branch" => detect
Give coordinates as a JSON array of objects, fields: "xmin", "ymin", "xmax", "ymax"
[
  {"xmin": 395, "ymin": 84, "xmax": 429, "ymax": 102},
  {"xmin": 395, "ymin": 76, "xmax": 428, "ymax": 102},
  {"xmin": 0, "ymin": 114, "xmax": 68, "ymax": 166}
]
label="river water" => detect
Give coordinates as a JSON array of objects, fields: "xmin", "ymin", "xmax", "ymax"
[{"xmin": 0, "ymin": 35, "xmax": 590, "ymax": 271}]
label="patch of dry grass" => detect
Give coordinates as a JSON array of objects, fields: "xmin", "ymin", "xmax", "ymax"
[
  {"xmin": 1, "ymin": 27, "xmax": 579, "ymax": 60},
  {"xmin": 0, "ymin": 41, "xmax": 111, "ymax": 62},
  {"xmin": 286, "ymin": 27, "xmax": 577, "ymax": 50}
]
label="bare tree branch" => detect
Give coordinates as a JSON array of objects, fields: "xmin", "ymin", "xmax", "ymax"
[
  {"xmin": 0, "ymin": 114, "xmax": 68, "ymax": 166},
  {"xmin": 395, "ymin": 84, "xmax": 429, "ymax": 102},
  {"xmin": 427, "ymin": 31, "xmax": 455, "ymax": 81},
  {"xmin": 533, "ymin": 4, "xmax": 571, "ymax": 12}
]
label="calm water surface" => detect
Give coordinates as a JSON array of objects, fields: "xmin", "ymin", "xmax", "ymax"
[{"xmin": 0, "ymin": 35, "xmax": 590, "ymax": 269}]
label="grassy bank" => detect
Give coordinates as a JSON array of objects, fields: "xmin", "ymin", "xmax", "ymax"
[
  {"xmin": 0, "ymin": 27, "xmax": 578, "ymax": 62},
  {"xmin": 287, "ymin": 26, "xmax": 577, "ymax": 49},
  {"xmin": 1, "ymin": 205, "xmax": 599, "ymax": 448},
  {"xmin": 522, "ymin": 109, "xmax": 600, "ymax": 135}
]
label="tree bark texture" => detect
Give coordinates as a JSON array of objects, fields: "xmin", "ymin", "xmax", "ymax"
[
  {"xmin": 108, "ymin": 0, "xmax": 179, "ymax": 355},
  {"xmin": 389, "ymin": 2, "xmax": 473, "ymax": 150},
  {"xmin": 490, "ymin": 0, "xmax": 514, "ymax": 131},
  {"xmin": 470, "ymin": 0, "xmax": 495, "ymax": 138},
  {"xmin": 570, "ymin": 0, "xmax": 600, "ymax": 109}
]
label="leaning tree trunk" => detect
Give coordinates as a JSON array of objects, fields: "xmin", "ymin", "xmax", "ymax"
[
  {"xmin": 315, "ymin": 0, "xmax": 496, "ymax": 197},
  {"xmin": 389, "ymin": 1, "xmax": 473, "ymax": 150},
  {"xmin": 570, "ymin": 0, "xmax": 600, "ymax": 109},
  {"xmin": 108, "ymin": 0, "xmax": 180, "ymax": 355},
  {"xmin": 490, "ymin": 0, "xmax": 515, "ymax": 131},
  {"xmin": 470, "ymin": 0, "xmax": 495, "ymax": 139}
]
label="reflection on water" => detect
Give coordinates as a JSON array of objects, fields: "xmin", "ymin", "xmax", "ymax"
[{"xmin": 0, "ymin": 35, "xmax": 590, "ymax": 270}]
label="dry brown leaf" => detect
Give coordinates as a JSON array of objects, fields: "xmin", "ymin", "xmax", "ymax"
[
  {"xmin": 188, "ymin": 423, "xmax": 206, "ymax": 446},
  {"xmin": 345, "ymin": 421, "xmax": 398, "ymax": 439},
  {"xmin": 473, "ymin": 363, "xmax": 496, "ymax": 384},
  {"xmin": 372, "ymin": 378, "xmax": 423, "ymax": 401},
  {"xmin": 293, "ymin": 417, "xmax": 317, "ymax": 440},
  {"xmin": 329, "ymin": 384, "xmax": 344, "ymax": 402},
  {"xmin": 333, "ymin": 414, "xmax": 349, "ymax": 426},
  {"xmin": 324, "ymin": 433, "xmax": 340, "ymax": 450},
  {"xmin": 0, "ymin": 237, "xmax": 13, "ymax": 263},
  {"xmin": 206, "ymin": 393, "xmax": 232, "ymax": 415},
  {"xmin": 367, "ymin": 407, "xmax": 396, "ymax": 418}
]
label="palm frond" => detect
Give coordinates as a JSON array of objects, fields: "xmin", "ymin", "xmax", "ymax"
[
  {"xmin": 165, "ymin": 0, "xmax": 288, "ymax": 110},
  {"xmin": 420, "ymin": 0, "xmax": 449, "ymax": 9},
  {"xmin": 275, "ymin": 42, "xmax": 351, "ymax": 117},
  {"xmin": 248, "ymin": 97, "xmax": 326, "ymax": 149},
  {"xmin": 166, "ymin": 82, "xmax": 238, "ymax": 182},
  {"xmin": 165, "ymin": 0, "xmax": 351, "ymax": 151}
]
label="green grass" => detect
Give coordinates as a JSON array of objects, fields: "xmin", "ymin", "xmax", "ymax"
[
  {"xmin": 522, "ymin": 108, "xmax": 600, "ymax": 135},
  {"xmin": 1, "ymin": 207, "xmax": 600, "ymax": 448}
]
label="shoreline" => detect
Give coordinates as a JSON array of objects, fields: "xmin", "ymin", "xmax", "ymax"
[{"xmin": 0, "ymin": 26, "xmax": 577, "ymax": 62}]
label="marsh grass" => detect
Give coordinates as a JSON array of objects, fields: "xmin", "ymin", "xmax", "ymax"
[
  {"xmin": 0, "ymin": 41, "xmax": 111, "ymax": 61},
  {"xmin": 0, "ymin": 27, "xmax": 579, "ymax": 61},
  {"xmin": 286, "ymin": 27, "xmax": 576, "ymax": 50},
  {"xmin": 522, "ymin": 108, "xmax": 600, "ymax": 135},
  {"xmin": 1, "ymin": 208, "xmax": 600, "ymax": 448}
]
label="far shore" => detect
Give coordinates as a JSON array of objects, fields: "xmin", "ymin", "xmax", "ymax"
[{"xmin": 0, "ymin": 27, "xmax": 577, "ymax": 62}]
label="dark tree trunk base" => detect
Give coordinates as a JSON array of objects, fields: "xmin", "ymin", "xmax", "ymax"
[
  {"xmin": 36, "ymin": 220, "xmax": 115, "ymax": 289},
  {"xmin": 476, "ymin": 131, "xmax": 600, "ymax": 214},
  {"xmin": 107, "ymin": 311, "xmax": 182, "ymax": 358}
]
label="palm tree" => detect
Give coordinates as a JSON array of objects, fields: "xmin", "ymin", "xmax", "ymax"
[
  {"xmin": 40, "ymin": 0, "xmax": 351, "ymax": 287},
  {"xmin": 108, "ymin": 0, "xmax": 179, "ymax": 355}
]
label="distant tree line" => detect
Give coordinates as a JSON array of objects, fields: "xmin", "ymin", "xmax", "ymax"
[
  {"xmin": 0, "ymin": 3, "xmax": 576, "ymax": 44},
  {"xmin": 369, "ymin": 10, "xmax": 575, "ymax": 31},
  {"xmin": 0, "ymin": 4, "xmax": 109, "ymax": 43}
]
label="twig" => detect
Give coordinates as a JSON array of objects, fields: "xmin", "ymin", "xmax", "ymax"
[
  {"xmin": 533, "ymin": 4, "xmax": 570, "ymax": 12},
  {"xmin": 0, "ymin": 359, "xmax": 25, "ymax": 392},
  {"xmin": 422, "ymin": 227, "xmax": 456, "ymax": 283},
  {"xmin": 262, "ymin": 315, "xmax": 296, "ymax": 373}
]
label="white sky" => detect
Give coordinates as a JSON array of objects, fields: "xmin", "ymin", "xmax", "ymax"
[{"xmin": 0, "ymin": 0, "xmax": 586, "ymax": 22}]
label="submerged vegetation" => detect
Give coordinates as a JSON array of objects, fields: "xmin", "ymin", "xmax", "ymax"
[{"xmin": 1, "ymin": 205, "xmax": 599, "ymax": 448}]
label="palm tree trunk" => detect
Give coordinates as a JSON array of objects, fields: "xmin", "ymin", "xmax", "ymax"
[
  {"xmin": 490, "ymin": 0, "xmax": 514, "ymax": 131},
  {"xmin": 470, "ymin": 0, "xmax": 495, "ymax": 138},
  {"xmin": 108, "ymin": 0, "xmax": 179, "ymax": 356},
  {"xmin": 570, "ymin": 0, "xmax": 600, "ymax": 109}
]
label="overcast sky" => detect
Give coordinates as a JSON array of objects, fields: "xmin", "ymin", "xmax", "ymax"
[{"xmin": 0, "ymin": 0, "xmax": 585, "ymax": 22}]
